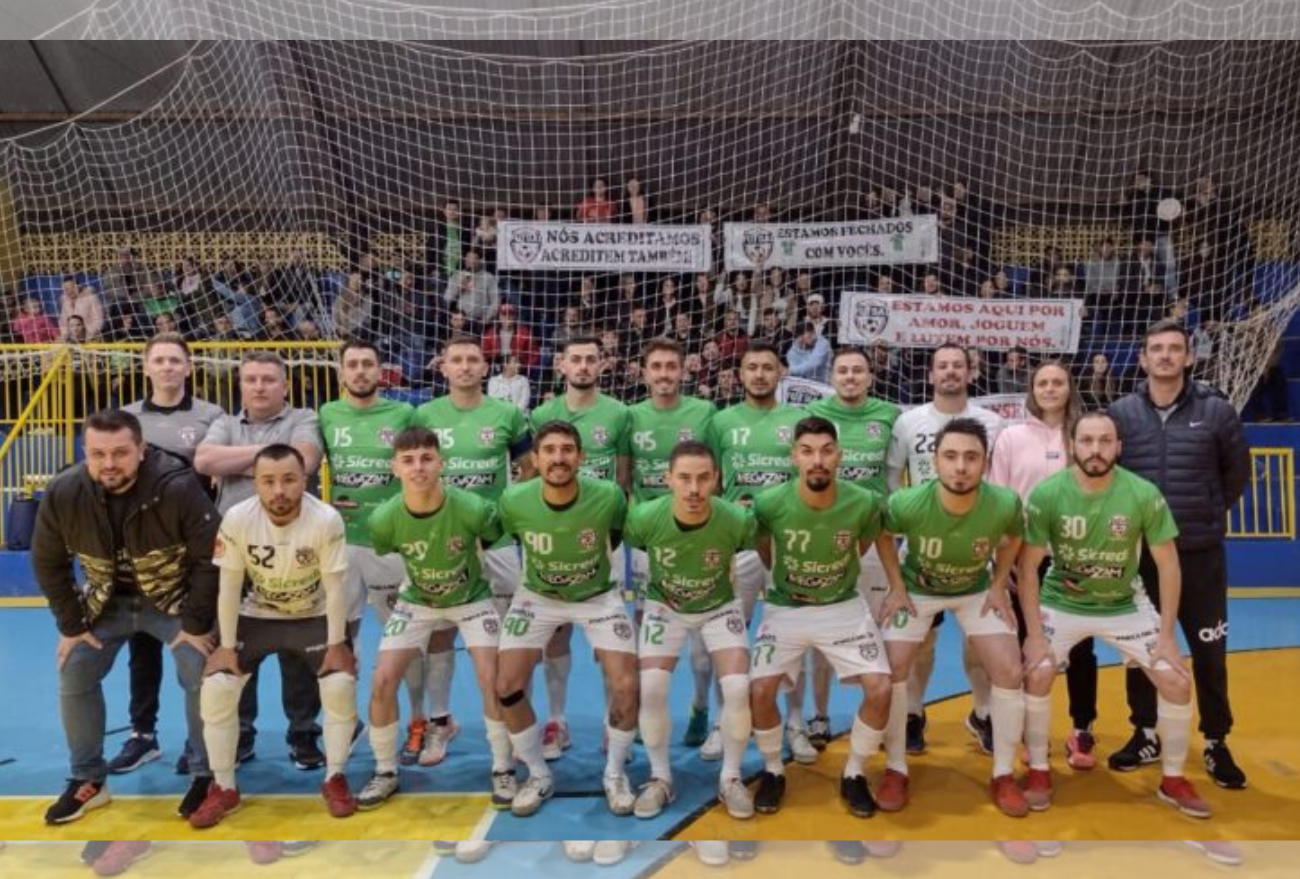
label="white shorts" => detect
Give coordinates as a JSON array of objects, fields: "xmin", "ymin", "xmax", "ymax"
[
  {"xmin": 378, "ymin": 598, "xmax": 500, "ymax": 653},
  {"xmin": 752, "ymin": 598, "xmax": 891, "ymax": 685},
  {"xmin": 483, "ymin": 544, "xmax": 523, "ymax": 613},
  {"xmin": 1039, "ymin": 597, "xmax": 1165, "ymax": 670},
  {"xmin": 855, "ymin": 546, "xmax": 890, "ymax": 618},
  {"xmin": 499, "ymin": 587, "xmax": 637, "ymax": 655},
  {"xmin": 346, "ymin": 545, "xmax": 408, "ymax": 622},
  {"xmin": 882, "ymin": 590, "xmax": 1017, "ymax": 643},
  {"xmin": 639, "ymin": 599, "xmax": 749, "ymax": 660},
  {"xmin": 734, "ymin": 550, "xmax": 768, "ymax": 621}
]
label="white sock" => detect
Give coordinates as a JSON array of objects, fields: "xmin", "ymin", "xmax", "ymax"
[
  {"xmin": 718, "ymin": 674, "xmax": 752, "ymax": 783},
  {"xmin": 485, "ymin": 717, "xmax": 512, "ymax": 773},
  {"xmin": 754, "ymin": 725, "xmax": 784, "ymax": 775},
  {"xmin": 885, "ymin": 682, "xmax": 909, "ymax": 774},
  {"xmin": 965, "ymin": 639, "xmax": 991, "ymax": 719},
  {"xmin": 370, "ymin": 721, "xmax": 400, "ymax": 775},
  {"xmin": 989, "ymin": 685, "xmax": 1025, "ymax": 778},
  {"xmin": 605, "ymin": 724, "xmax": 636, "ymax": 778},
  {"xmin": 639, "ymin": 668, "xmax": 673, "ymax": 782},
  {"xmin": 1024, "ymin": 693, "xmax": 1052, "ymax": 771},
  {"xmin": 509, "ymin": 724, "xmax": 552, "ymax": 779},
  {"xmin": 199, "ymin": 672, "xmax": 244, "ymax": 789},
  {"xmin": 1157, "ymin": 696, "xmax": 1194, "ymax": 777},
  {"xmin": 844, "ymin": 714, "xmax": 885, "ymax": 778},
  {"xmin": 319, "ymin": 673, "xmax": 358, "ymax": 778},
  {"xmin": 543, "ymin": 653, "xmax": 572, "ymax": 721},
  {"xmin": 424, "ymin": 651, "xmax": 455, "ymax": 719}
]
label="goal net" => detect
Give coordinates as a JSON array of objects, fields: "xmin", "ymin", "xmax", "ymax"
[{"xmin": 5, "ymin": 2, "xmax": 1300, "ymax": 412}]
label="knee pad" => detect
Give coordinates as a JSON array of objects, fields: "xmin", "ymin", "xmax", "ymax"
[
  {"xmin": 319, "ymin": 672, "xmax": 358, "ymax": 720},
  {"xmin": 200, "ymin": 672, "xmax": 245, "ymax": 725},
  {"xmin": 638, "ymin": 669, "xmax": 673, "ymax": 746},
  {"xmin": 718, "ymin": 673, "xmax": 752, "ymax": 740},
  {"xmin": 498, "ymin": 689, "xmax": 526, "ymax": 708}
]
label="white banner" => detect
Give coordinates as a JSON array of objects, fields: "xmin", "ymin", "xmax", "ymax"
[
  {"xmin": 723, "ymin": 217, "xmax": 939, "ymax": 271},
  {"xmin": 838, "ymin": 292, "xmax": 1083, "ymax": 353},
  {"xmin": 498, "ymin": 222, "xmax": 711, "ymax": 272},
  {"xmin": 777, "ymin": 376, "xmax": 835, "ymax": 406}
]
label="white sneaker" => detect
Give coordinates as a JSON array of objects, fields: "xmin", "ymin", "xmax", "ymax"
[
  {"xmin": 1035, "ymin": 841, "xmax": 1063, "ymax": 858},
  {"xmin": 632, "ymin": 777, "xmax": 675, "ymax": 819},
  {"xmin": 1184, "ymin": 841, "xmax": 1243, "ymax": 866},
  {"xmin": 788, "ymin": 725, "xmax": 818, "ymax": 765},
  {"xmin": 510, "ymin": 774, "xmax": 554, "ymax": 817},
  {"xmin": 490, "ymin": 769, "xmax": 518, "ymax": 809},
  {"xmin": 699, "ymin": 725, "xmax": 723, "ymax": 761},
  {"xmin": 603, "ymin": 773, "xmax": 636, "ymax": 816},
  {"xmin": 356, "ymin": 772, "xmax": 399, "ymax": 810},
  {"xmin": 563, "ymin": 841, "xmax": 596, "ymax": 862},
  {"xmin": 541, "ymin": 718, "xmax": 571, "ymax": 761},
  {"xmin": 719, "ymin": 777, "xmax": 755, "ymax": 819},
  {"xmin": 692, "ymin": 842, "xmax": 729, "ymax": 867},
  {"xmin": 419, "ymin": 717, "xmax": 461, "ymax": 766},
  {"xmin": 593, "ymin": 841, "xmax": 630, "ymax": 866},
  {"xmin": 455, "ymin": 842, "xmax": 493, "ymax": 864}
]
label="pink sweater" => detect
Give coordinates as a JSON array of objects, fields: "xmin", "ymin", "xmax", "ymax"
[{"xmin": 988, "ymin": 414, "xmax": 1068, "ymax": 502}]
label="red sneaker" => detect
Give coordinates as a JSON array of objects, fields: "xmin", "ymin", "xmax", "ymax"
[
  {"xmin": 245, "ymin": 842, "xmax": 283, "ymax": 865},
  {"xmin": 322, "ymin": 773, "xmax": 358, "ymax": 818},
  {"xmin": 997, "ymin": 841, "xmax": 1039, "ymax": 864},
  {"xmin": 187, "ymin": 783, "xmax": 241, "ymax": 829},
  {"xmin": 991, "ymin": 774, "xmax": 1029, "ymax": 818},
  {"xmin": 1158, "ymin": 776, "xmax": 1212, "ymax": 819},
  {"xmin": 1024, "ymin": 768, "xmax": 1053, "ymax": 811},
  {"xmin": 92, "ymin": 842, "xmax": 154, "ymax": 877},
  {"xmin": 875, "ymin": 768, "xmax": 909, "ymax": 812},
  {"xmin": 1065, "ymin": 730, "xmax": 1097, "ymax": 770}
]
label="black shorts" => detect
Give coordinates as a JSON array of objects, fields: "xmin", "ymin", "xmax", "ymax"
[{"xmin": 235, "ymin": 615, "xmax": 348, "ymax": 675}]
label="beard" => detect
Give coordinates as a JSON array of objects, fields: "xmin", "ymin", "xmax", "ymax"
[
  {"xmin": 805, "ymin": 473, "xmax": 833, "ymax": 492},
  {"xmin": 347, "ymin": 379, "xmax": 379, "ymax": 399},
  {"xmin": 939, "ymin": 477, "xmax": 978, "ymax": 496},
  {"xmin": 568, "ymin": 376, "xmax": 597, "ymax": 391},
  {"xmin": 1074, "ymin": 454, "xmax": 1117, "ymax": 477}
]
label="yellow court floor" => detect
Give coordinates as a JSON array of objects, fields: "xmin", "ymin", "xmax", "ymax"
[{"xmin": 680, "ymin": 650, "xmax": 1300, "ymax": 842}]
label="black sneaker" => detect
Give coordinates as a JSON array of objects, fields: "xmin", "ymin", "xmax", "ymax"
[
  {"xmin": 107, "ymin": 733, "xmax": 161, "ymax": 774},
  {"xmin": 174, "ymin": 741, "xmax": 194, "ymax": 775},
  {"xmin": 753, "ymin": 771, "xmax": 786, "ymax": 814},
  {"xmin": 839, "ymin": 774, "xmax": 878, "ymax": 818},
  {"xmin": 236, "ymin": 730, "xmax": 256, "ymax": 766},
  {"xmin": 828, "ymin": 841, "xmax": 866, "ymax": 865},
  {"xmin": 964, "ymin": 710, "xmax": 993, "ymax": 756},
  {"xmin": 905, "ymin": 712, "xmax": 927, "ymax": 755},
  {"xmin": 45, "ymin": 779, "xmax": 110, "ymax": 824},
  {"xmin": 729, "ymin": 842, "xmax": 759, "ymax": 861},
  {"xmin": 1204, "ymin": 741, "xmax": 1247, "ymax": 789},
  {"xmin": 177, "ymin": 774, "xmax": 212, "ymax": 818},
  {"xmin": 289, "ymin": 732, "xmax": 326, "ymax": 771},
  {"xmin": 1107, "ymin": 728, "xmax": 1161, "ymax": 772},
  {"xmin": 807, "ymin": 715, "xmax": 831, "ymax": 751}
]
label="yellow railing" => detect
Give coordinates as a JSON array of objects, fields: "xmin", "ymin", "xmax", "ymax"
[
  {"xmin": 1227, "ymin": 447, "xmax": 1296, "ymax": 539},
  {"xmin": 0, "ymin": 348, "xmax": 73, "ymax": 545}
]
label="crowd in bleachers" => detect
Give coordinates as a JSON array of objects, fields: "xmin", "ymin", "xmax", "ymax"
[{"xmin": 2, "ymin": 171, "xmax": 1288, "ymax": 416}]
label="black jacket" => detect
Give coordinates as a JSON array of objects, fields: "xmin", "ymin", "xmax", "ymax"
[
  {"xmin": 31, "ymin": 447, "xmax": 220, "ymax": 637},
  {"xmin": 1109, "ymin": 380, "xmax": 1251, "ymax": 551}
]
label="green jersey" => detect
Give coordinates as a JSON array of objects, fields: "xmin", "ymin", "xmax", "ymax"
[
  {"xmin": 498, "ymin": 476, "xmax": 627, "ymax": 602},
  {"xmin": 707, "ymin": 401, "xmax": 804, "ymax": 504},
  {"xmin": 530, "ymin": 392, "xmax": 630, "ymax": 483},
  {"xmin": 624, "ymin": 396, "xmax": 717, "ymax": 503},
  {"xmin": 1026, "ymin": 466, "xmax": 1179, "ymax": 616},
  {"xmin": 413, "ymin": 395, "xmax": 530, "ymax": 500},
  {"xmin": 755, "ymin": 480, "xmax": 885, "ymax": 607},
  {"xmin": 806, "ymin": 395, "xmax": 900, "ymax": 497},
  {"xmin": 625, "ymin": 495, "xmax": 756, "ymax": 613},
  {"xmin": 884, "ymin": 480, "xmax": 1023, "ymax": 596},
  {"xmin": 369, "ymin": 488, "xmax": 501, "ymax": 609},
  {"xmin": 318, "ymin": 397, "xmax": 414, "ymax": 547}
]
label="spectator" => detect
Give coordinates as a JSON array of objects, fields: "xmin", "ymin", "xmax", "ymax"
[
  {"xmin": 1046, "ymin": 266, "xmax": 1080, "ymax": 298},
  {"xmin": 1080, "ymin": 352, "xmax": 1117, "ymax": 410},
  {"xmin": 153, "ymin": 312, "xmax": 179, "ymax": 336},
  {"xmin": 1028, "ymin": 245, "xmax": 1068, "ymax": 297},
  {"xmin": 575, "ymin": 275, "xmax": 606, "ymax": 327},
  {"xmin": 713, "ymin": 308, "xmax": 749, "ymax": 368},
  {"xmin": 174, "ymin": 257, "xmax": 224, "ymax": 338},
  {"xmin": 620, "ymin": 358, "xmax": 647, "ymax": 404},
  {"xmin": 1183, "ymin": 175, "xmax": 1248, "ymax": 307},
  {"xmin": 611, "ymin": 274, "xmax": 640, "ymax": 324},
  {"xmin": 714, "ymin": 270, "xmax": 752, "ymax": 319},
  {"xmin": 919, "ymin": 270, "xmax": 943, "ymax": 297},
  {"xmin": 14, "ymin": 297, "xmax": 60, "ymax": 343},
  {"xmin": 1123, "ymin": 237, "xmax": 1166, "ymax": 296},
  {"xmin": 698, "ymin": 339, "xmax": 722, "ymax": 390},
  {"xmin": 1084, "ymin": 238, "xmax": 1121, "ymax": 300},
  {"xmin": 60, "ymin": 280, "xmax": 105, "ymax": 341},
  {"xmin": 295, "ymin": 319, "xmax": 322, "ymax": 342},
  {"xmin": 996, "ymin": 346, "xmax": 1031, "ymax": 395},
  {"xmin": 576, "ymin": 177, "xmax": 614, "ymax": 223},
  {"xmin": 202, "ymin": 313, "xmax": 244, "ymax": 343},
  {"xmin": 105, "ymin": 310, "xmax": 144, "ymax": 343},
  {"xmin": 333, "ymin": 272, "xmax": 374, "ymax": 339},
  {"xmin": 714, "ymin": 367, "xmax": 742, "ymax": 407},
  {"xmin": 621, "ymin": 176, "xmax": 649, "ymax": 225},
  {"xmin": 804, "ymin": 293, "xmax": 836, "ymax": 340},
  {"xmin": 785, "ymin": 321, "xmax": 831, "ymax": 383},
  {"xmin": 689, "ymin": 272, "xmax": 719, "ymax": 335},
  {"xmin": 482, "ymin": 304, "xmax": 539, "ymax": 369},
  {"xmin": 101, "ymin": 246, "xmax": 144, "ymax": 324},
  {"xmin": 653, "ymin": 276, "xmax": 682, "ymax": 337},
  {"xmin": 599, "ymin": 326, "xmax": 625, "ymax": 363},
  {"xmin": 429, "ymin": 198, "xmax": 470, "ymax": 279},
  {"xmin": 212, "ymin": 261, "xmax": 260, "ymax": 337},
  {"xmin": 624, "ymin": 304, "xmax": 653, "ymax": 357},
  {"xmin": 549, "ymin": 304, "xmax": 584, "ymax": 353},
  {"xmin": 943, "ymin": 245, "xmax": 984, "ymax": 296},
  {"xmin": 670, "ymin": 311, "xmax": 699, "ymax": 357},
  {"xmin": 278, "ymin": 249, "xmax": 321, "ymax": 323},
  {"xmin": 258, "ymin": 307, "xmax": 293, "ymax": 342},
  {"xmin": 874, "ymin": 271, "xmax": 899, "ymax": 296},
  {"xmin": 977, "ymin": 278, "xmax": 998, "ymax": 299},
  {"xmin": 992, "ymin": 269, "xmax": 1016, "ymax": 298},
  {"xmin": 1181, "ymin": 237, "xmax": 1224, "ymax": 325},
  {"xmin": 966, "ymin": 347, "xmax": 994, "ymax": 397},
  {"xmin": 487, "ymin": 353, "xmax": 531, "ymax": 412},
  {"xmin": 443, "ymin": 250, "xmax": 499, "ymax": 330},
  {"xmin": 140, "ymin": 270, "xmax": 179, "ymax": 324},
  {"xmin": 471, "ymin": 212, "xmax": 500, "ymax": 274},
  {"xmin": 752, "ymin": 306, "xmax": 793, "ymax": 354},
  {"xmin": 1125, "ymin": 170, "xmax": 1177, "ymax": 292}
]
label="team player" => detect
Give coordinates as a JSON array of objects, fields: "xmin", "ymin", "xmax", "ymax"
[
  {"xmin": 528, "ymin": 335, "xmax": 632, "ymax": 760},
  {"xmin": 803, "ymin": 346, "xmax": 900, "ymax": 748},
  {"xmin": 878, "ymin": 418, "xmax": 1029, "ymax": 817},
  {"xmin": 749, "ymin": 417, "xmax": 893, "ymax": 818},
  {"xmin": 412, "ymin": 335, "xmax": 532, "ymax": 766},
  {"xmin": 191, "ymin": 445, "xmax": 358, "ymax": 828},
  {"xmin": 494, "ymin": 421, "xmax": 638, "ymax": 818},
  {"xmin": 624, "ymin": 338, "xmax": 718, "ymax": 748},
  {"xmin": 705, "ymin": 341, "xmax": 813, "ymax": 762},
  {"xmin": 886, "ymin": 344, "xmax": 1003, "ymax": 754},
  {"xmin": 356, "ymin": 427, "xmax": 516, "ymax": 811},
  {"xmin": 625, "ymin": 440, "xmax": 755, "ymax": 820},
  {"xmin": 318, "ymin": 340, "xmax": 427, "ymax": 763},
  {"xmin": 1019, "ymin": 411, "xmax": 1211, "ymax": 818}
]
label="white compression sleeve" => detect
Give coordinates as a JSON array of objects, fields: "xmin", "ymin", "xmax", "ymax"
[
  {"xmin": 218, "ymin": 567, "xmax": 243, "ymax": 649},
  {"xmin": 322, "ymin": 570, "xmax": 348, "ymax": 645}
]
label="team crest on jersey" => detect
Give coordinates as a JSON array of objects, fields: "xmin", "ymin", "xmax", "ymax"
[
  {"xmin": 447, "ymin": 536, "xmax": 465, "ymax": 554},
  {"xmin": 834, "ymin": 530, "xmax": 853, "ymax": 552},
  {"xmin": 726, "ymin": 615, "xmax": 745, "ymax": 635},
  {"xmin": 613, "ymin": 620, "xmax": 634, "ymax": 641},
  {"xmin": 479, "ymin": 426, "xmax": 496, "ymax": 444},
  {"xmin": 483, "ymin": 617, "xmax": 500, "ymax": 636},
  {"xmin": 1108, "ymin": 515, "xmax": 1129, "ymax": 538},
  {"xmin": 295, "ymin": 547, "xmax": 317, "ymax": 567},
  {"xmin": 578, "ymin": 529, "xmax": 597, "ymax": 551},
  {"xmin": 776, "ymin": 426, "xmax": 793, "ymax": 444},
  {"xmin": 592, "ymin": 425, "xmax": 610, "ymax": 446},
  {"xmin": 677, "ymin": 427, "xmax": 695, "ymax": 443},
  {"xmin": 865, "ymin": 422, "xmax": 883, "ymax": 441},
  {"xmin": 179, "ymin": 426, "xmax": 200, "ymax": 447},
  {"xmin": 378, "ymin": 427, "xmax": 397, "ymax": 447},
  {"xmin": 859, "ymin": 641, "xmax": 880, "ymax": 661},
  {"xmin": 972, "ymin": 537, "xmax": 990, "ymax": 559},
  {"xmin": 702, "ymin": 548, "xmax": 722, "ymax": 569}
]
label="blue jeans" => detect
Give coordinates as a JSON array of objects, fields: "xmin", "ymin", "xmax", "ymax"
[{"xmin": 60, "ymin": 595, "xmax": 209, "ymax": 782}]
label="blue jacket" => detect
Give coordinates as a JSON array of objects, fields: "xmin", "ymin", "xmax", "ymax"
[{"xmin": 786, "ymin": 335, "xmax": 831, "ymax": 384}]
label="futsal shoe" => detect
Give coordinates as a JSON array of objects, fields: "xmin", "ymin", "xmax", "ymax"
[
  {"xmin": 400, "ymin": 719, "xmax": 427, "ymax": 766},
  {"xmin": 1204, "ymin": 741, "xmax": 1247, "ymax": 789},
  {"xmin": 420, "ymin": 716, "xmax": 461, "ymax": 766},
  {"xmin": 593, "ymin": 841, "xmax": 630, "ymax": 866},
  {"xmin": 905, "ymin": 713, "xmax": 927, "ymax": 755},
  {"xmin": 45, "ymin": 779, "xmax": 110, "ymax": 825},
  {"xmin": 1023, "ymin": 768, "xmax": 1053, "ymax": 811},
  {"xmin": 991, "ymin": 774, "xmax": 1030, "ymax": 818},
  {"xmin": 1065, "ymin": 730, "xmax": 1097, "ymax": 770},
  {"xmin": 563, "ymin": 842, "xmax": 596, "ymax": 862},
  {"xmin": 840, "ymin": 775, "xmax": 878, "ymax": 818},
  {"xmin": 719, "ymin": 777, "xmax": 755, "ymax": 819},
  {"xmin": 91, "ymin": 842, "xmax": 153, "ymax": 877},
  {"xmin": 1183, "ymin": 841, "xmax": 1243, "ymax": 866},
  {"xmin": 807, "ymin": 714, "xmax": 832, "ymax": 751},
  {"xmin": 187, "ymin": 783, "xmax": 241, "ymax": 829},
  {"xmin": 875, "ymin": 769, "xmax": 909, "ymax": 812},
  {"xmin": 1035, "ymin": 841, "xmax": 1063, "ymax": 857},
  {"xmin": 691, "ymin": 842, "xmax": 729, "ymax": 867},
  {"xmin": 729, "ymin": 842, "xmax": 759, "ymax": 860},
  {"xmin": 541, "ymin": 718, "xmax": 571, "ymax": 761},
  {"xmin": 683, "ymin": 705, "xmax": 710, "ymax": 747},
  {"xmin": 965, "ymin": 711, "xmax": 993, "ymax": 756},
  {"xmin": 288, "ymin": 732, "xmax": 325, "ymax": 771},
  {"xmin": 320, "ymin": 773, "xmax": 358, "ymax": 818},
  {"xmin": 1158, "ymin": 776, "xmax": 1212, "ymax": 819},
  {"xmin": 245, "ymin": 843, "xmax": 282, "ymax": 865},
  {"xmin": 788, "ymin": 725, "xmax": 818, "ymax": 765},
  {"xmin": 455, "ymin": 842, "xmax": 493, "ymax": 864},
  {"xmin": 491, "ymin": 769, "xmax": 519, "ymax": 809},
  {"xmin": 699, "ymin": 725, "xmax": 723, "ymax": 761},
  {"xmin": 511, "ymin": 773, "xmax": 554, "ymax": 817},
  {"xmin": 753, "ymin": 771, "xmax": 786, "ymax": 814},
  {"xmin": 177, "ymin": 774, "xmax": 212, "ymax": 818},
  {"xmin": 1108, "ymin": 728, "xmax": 1161, "ymax": 772},
  {"xmin": 633, "ymin": 777, "xmax": 675, "ymax": 819},
  {"xmin": 356, "ymin": 772, "xmax": 399, "ymax": 810},
  {"xmin": 603, "ymin": 773, "xmax": 636, "ymax": 816}
]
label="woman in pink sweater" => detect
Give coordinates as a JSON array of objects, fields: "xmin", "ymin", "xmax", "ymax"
[{"xmin": 988, "ymin": 361, "xmax": 1101, "ymax": 771}]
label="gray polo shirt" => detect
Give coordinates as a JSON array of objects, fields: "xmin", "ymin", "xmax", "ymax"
[
  {"xmin": 123, "ymin": 394, "xmax": 226, "ymax": 463},
  {"xmin": 201, "ymin": 404, "xmax": 322, "ymax": 513}
]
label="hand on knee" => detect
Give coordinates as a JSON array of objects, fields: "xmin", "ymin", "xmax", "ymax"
[{"xmin": 200, "ymin": 672, "xmax": 244, "ymax": 725}]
